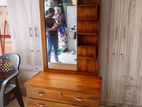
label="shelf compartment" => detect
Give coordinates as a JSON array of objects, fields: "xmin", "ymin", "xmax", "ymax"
[
  {"xmin": 78, "ymin": 5, "xmax": 98, "ymax": 20},
  {"xmin": 78, "ymin": 0, "xmax": 100, "ymax": 5},
  {"xmin": 78, "ymin": 46, "xmax": 97, "ymax": 58},
  {"xmin": 77, "ymin": 58, "xmax": 98, "ymax": 74},
  {"xmin": 77, "ymin": 21, "xmax": 99, "ymax": 33},
  {"xmin": 78, "ymin": 33, "xmax": 97, "ymax": 36},
  {"xmin": 78, "ymin": 35, "xmax": 99, "ymax": 45},
  {"xmin": 78, "ymin": 18, "xmax": 97, "ymax": 21}
]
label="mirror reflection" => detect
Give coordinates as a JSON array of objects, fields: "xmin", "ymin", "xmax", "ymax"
[{"xmin": 44, "ymin": 0, "xmax": 77, "ymax": 70}]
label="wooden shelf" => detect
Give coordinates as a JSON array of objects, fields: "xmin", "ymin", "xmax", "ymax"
[
  {"xmin": 78, "ymin": 45, "xmax": 96, "ymax": 48},
  {"xmin": 78, "ymin": 56, "xmax": 96, "ymax": 60},
  {"xmin": 78, "ymin": 0, "xmax": 100, "ymax": 5},
  {"xmin": 78, "ymin": 4, "xmax": 97, "ymax": 7},
  {"xmin": 77, "ymin": 0, "xmax": 100, "ymax": 74},
  {"xmin": 77, "ymin": 21, "xmax": 99, "ymax": 33},
  {"xmin": 78, "ymin": 35, "xmax": 99, "ymax": 46},
  {"xmin": 78, "ymin": 18, "xmax": 97, "ymax": 21},
  {"xmin": 78, "ymin": 46, "xmax": 97, "ymax": 58},
  {"xmin": 78, "ymin": 33, "xmax": 97, "ymax": 36}
]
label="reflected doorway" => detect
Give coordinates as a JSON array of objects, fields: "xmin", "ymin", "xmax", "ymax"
[{"xmin": 44, "ymin": 0, "xmax": 77, "ymax": 70}]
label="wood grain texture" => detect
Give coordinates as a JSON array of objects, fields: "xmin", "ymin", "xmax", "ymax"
[
  {"xmin": 27, "ymin": 98, "xmax": 83, "ymax": 107},
  {"xmin": 100, "ymin": 0, "xmax": 142, "ymax": 106},
  {"xmin": 78, "ymin": 5, "xmax": 98, "ymax": 20},
  {"xmin": 77, "ymin": 0, "xmax": 100, "ymax": 74},
  {"xmin": 78, "ymin": 0, "xmax": 100, "ymax": 5},
  {"xmin": 39, "ymin": 0, "xmax": 47, "ymax": 70},
  {"xmin": 25, "ymin": 71, "xmax": 102, "ymax": 107}
]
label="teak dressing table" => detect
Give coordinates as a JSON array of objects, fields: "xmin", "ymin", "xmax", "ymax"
[{"xmin": 25, "ymin": 0, "xmax": 102, "ymax": 107}]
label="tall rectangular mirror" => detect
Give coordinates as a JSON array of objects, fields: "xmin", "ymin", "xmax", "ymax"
[{"xmin": 44, "ymin": 0, "xmax": 77, "ymax": 70}]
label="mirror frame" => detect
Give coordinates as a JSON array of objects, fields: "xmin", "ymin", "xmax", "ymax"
[
  {"xmin": 40, "ymin": 0, "xmax": 48, "ymax": 70},
  {"xmin": 39, "ymin": 0, "xmax": 77, "ymax": 72}
]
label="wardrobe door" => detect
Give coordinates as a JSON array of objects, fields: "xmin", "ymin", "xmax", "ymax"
[
  {"xmin": 7, "ymin": 0, "xmax": 43, "ymax": 71},
  {"xmin": 30, "ymin": 0, "xmax": 43, "ymax": 70},
  {"xmin": 101, "ymin": 0, "xmax": 142, "ymax": 106}
]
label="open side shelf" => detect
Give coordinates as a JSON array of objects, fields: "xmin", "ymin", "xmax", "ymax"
[{"xmin": 77, "ymin": 0, "xmax": 100, "ymax": 74}]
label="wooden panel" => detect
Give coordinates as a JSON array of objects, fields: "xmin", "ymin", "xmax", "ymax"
[
  {"xmin": 78, "ymin": 46, "xmax": 96, "ymax": 58},
  {"xmin": 25, "ymin": 72, "xmax": 102, "ymax": 106},
  {"xmin": 27, "ymin": 98, "xmax": 82, "ymax": 107},
  {"xmin": 78, "ymin": 35, "xmax": 98, "ymax": 46},
  {"xmin": 77, "ymin": 21, "xmax": 99, "ymax": 33},
  {"xmin": 48, "ymin": 63, "xmax": 77, "ymax": 71},
  {"xmin": 61, "ymin": 90, "xmax": 100, "ymax": 99},
  {"xmin": 78, "ymin": 0, "xmax": 100, "ymax": 5},
  {"xmin": 25, "ymin": 71, "xmax": 102, "ymax": 91},
  {"xmin": 77, "ymin": 58, "xmax": 98, "ymax": 74},
  {"xmin": 26, "ymin": 87, "xmax": 61, "ymax": 101},
  {"xmin": 78, "ymin": 5, "xmax": 98, "ymax": 20}
]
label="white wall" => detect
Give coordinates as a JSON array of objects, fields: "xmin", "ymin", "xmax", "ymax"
[{"xmin": 67, "ymin": 6, "xmax": 77, "ymax": 51}]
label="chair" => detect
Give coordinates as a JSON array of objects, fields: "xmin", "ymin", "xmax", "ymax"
[{"xmin": 0, "ymin": 53, "xmax": 24, "ymax": 107}]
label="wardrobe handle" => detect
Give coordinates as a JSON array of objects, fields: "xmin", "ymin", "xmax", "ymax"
[
  {"xmin": 114, "ymin": 26, "xmax": 118, "ymax": 39},
  {"xmin": 35, "ymin": 27, "xmax": 38, "ymax": 37},
  {"xmin": 29, "ymin": 27, "xmax": 33, "ymax": 37}
]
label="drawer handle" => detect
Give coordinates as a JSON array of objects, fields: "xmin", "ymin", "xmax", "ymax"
[
  {"xmin": 38, "ymin": 103, "xmax": 47, "ymax": 107},
  {"xmin": 74, "ymin": 97, "xmax": 85, "ymax": 102},
  {"xmin": 38, "ymin": 92, "xmax": 45, "ymax": 96}
]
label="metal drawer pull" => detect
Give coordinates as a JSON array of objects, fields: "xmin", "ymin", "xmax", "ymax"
[
  {"xmin": 38, "ymin": 103, "xmax": 47, "ymax": 107},
  {"xmin": 74, "ymin": 97, "xmax": 85, "ymax": 102},
  {"xmin": 38, "ymin": 92, "xmax": 45, "ymax": 96}
]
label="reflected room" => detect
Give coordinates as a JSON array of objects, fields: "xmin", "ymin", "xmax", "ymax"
[{"xmin": 44, "ymin": 0, "xmax": 77, "ymax": 70}]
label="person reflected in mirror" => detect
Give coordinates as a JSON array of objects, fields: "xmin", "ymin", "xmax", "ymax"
[{"xmin": 45, "ymin": 8, "xmax": 61, "ymax": 64}]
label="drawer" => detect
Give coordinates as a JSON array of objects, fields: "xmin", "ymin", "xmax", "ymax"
[
  {"xmin": 27, "ymin": 98, "xmax": 83, "ymax": 107},
  {"xmin": 26, "ymin": 87, "xmax": 61, "ymax": 101},
  {"xmin": 60, "ymin": 90, "xmax": 100, "ymax": 107}
]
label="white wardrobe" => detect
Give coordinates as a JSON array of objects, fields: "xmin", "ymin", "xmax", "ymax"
[
  {"xmin": 100, "ymin": 0, "xmax": 142, "ymax": 106},
  {"xmin": 7, "ymin": 0, "xmax": 43, "ymax": 71}
]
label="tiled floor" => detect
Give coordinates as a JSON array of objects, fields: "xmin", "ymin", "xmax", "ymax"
[
  {"xmin": 50, "ymin": 50, "xmax": 77, "ymax": 64},
  {"xmin": 6, "ymin": 97, "xmax": 27, "ymax": 107}
]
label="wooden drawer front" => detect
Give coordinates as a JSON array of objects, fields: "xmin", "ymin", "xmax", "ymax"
[
  {"xmin": 26, "ymin": 87, "xmax": 61, "ymax": 101},
  {"xmin": 78, "ymin": 5, "xmax": 98, "ymax": 19},
  {"xmin": 60, "ymin": 90, "xmax": 100, "ymax": 107},
  {"xmin": 78, "ymin": 46, "xmax": 96, "ymax": 58},
  {"xmin": 78, "ymin": 21, "xmax": 99, "ymax": 33},
  {"xmin": 78, "ymin": 59, "xmax": 98, "ymax": 74},
  {"xmin": 27, "ymin": 98, "xmax": 82, "ymax": 107}
]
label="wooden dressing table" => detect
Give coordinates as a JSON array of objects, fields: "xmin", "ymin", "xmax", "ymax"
[
  {"xmin": 25, "ymin": 71, "xmax": 102, "ymax": 107},
  {"xmin": 25, "ymin": 0, "xmax": 102, "ymax": 106}
]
